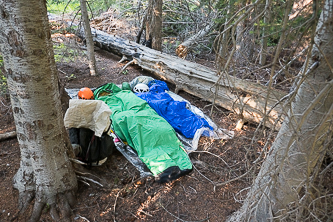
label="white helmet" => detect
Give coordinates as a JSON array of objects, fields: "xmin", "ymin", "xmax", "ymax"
[{"xmin": 133, "ymin": 83, "xmax": 149, "ymax": 93}]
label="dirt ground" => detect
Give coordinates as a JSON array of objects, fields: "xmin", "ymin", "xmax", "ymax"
[{"xmin": 0, "ymin": 19, "xmax": 267, "ymax": 222}]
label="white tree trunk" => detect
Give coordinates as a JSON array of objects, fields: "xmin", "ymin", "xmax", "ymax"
[
  {"xmin": 0, "ymin": 0, "xmax": 77, "ymax": 221},
  {"xmin": 80, "ymin": 0, "xmax": 97, "ymax": 76},
  {"xmin": 228, "ymin": 0, "xmax": 333, "ymax": 221}
]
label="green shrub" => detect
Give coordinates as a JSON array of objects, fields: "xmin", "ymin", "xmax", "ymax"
[{"xmin": 0, "ymin": 54, "xmax": 8, "ymax": 95}]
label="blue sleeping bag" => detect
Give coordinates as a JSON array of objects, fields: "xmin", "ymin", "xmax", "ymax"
[{"xmin": 136, "ymin": 80, "xmax": 213, "ymax": 138}]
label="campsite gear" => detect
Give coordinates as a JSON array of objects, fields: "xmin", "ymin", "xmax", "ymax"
[
  {"xmin": 69, "ymin": 128, "xmax": 115, "ymax": 165},
  {"xmin": 94, "ymin": 83, "xmax": 192, "ymax": 182},
  {"xmin": 129, "ymin": 76, "xmax": 155, "ymax": 90},
  {"xmin": 64, "ymin": 99, "xmax": 114, "ymax": 166},
  {"xmin": 133, "ymin": 83, "xmax": 149, "ymax": 93},
  {"xmin": 78, "ymin": 87, "xmax": 94, "ymax": 100},
  {"xmin": 121, "ymin": 82, "xmax": 131, "ymax": 90},
  {"xmin": 64, "ymin": 100, "xmax": 112, "ymax": 137},
  {"xmin": 137, "ymin": 80, "xmax": 213, "ymax": 138},
  {"xmin": 107, "ymin": 126, "xmax": 153, "ymax": 177}
]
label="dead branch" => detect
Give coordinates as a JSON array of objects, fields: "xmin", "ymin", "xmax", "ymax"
[
  {"xmin": 118, "ymin": 59, "xmax": 135, "ymax": 74},
  {"xmin": 0, "ymin": 131, "xmax": 17, "ymax": 141}
]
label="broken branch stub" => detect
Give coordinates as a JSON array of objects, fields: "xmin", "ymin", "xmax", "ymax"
[{"xmin": 78, "ymin": 28, "xmax": 287, "ymax": 130}]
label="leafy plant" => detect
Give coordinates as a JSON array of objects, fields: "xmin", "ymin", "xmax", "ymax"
[
  {"xmin": 65, "ymin": 73, "xmax": 76, "ymax": 80},
  {"xmin": 0, "ymin": 54, "xmax": 7, "ymax": 95},
  {"xmin": 47, "ymin": 0, "xmax": 80, "ymax": 14},
  {"xmin": 53, "ymin": 43, "xmax": 82, "ymax": 63}
]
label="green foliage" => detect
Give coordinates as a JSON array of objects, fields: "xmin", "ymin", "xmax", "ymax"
[
  {"xmin": 65, "ymin": 73, "xmax": 76, "ymax": 80},
  {"xmin": 47, "ymin": 0, "xmax": 80, "ymax": 14},
  {"xmin": 53, "ymin": 43, "xmax": 82, "ymax": 63},
  {"xmin": 0, "ymin": 54, "xmax": 7, "ymax": 95},
  {"xmin": 47, "ymin": 0, "xmax": 116, "ymax": 16}
]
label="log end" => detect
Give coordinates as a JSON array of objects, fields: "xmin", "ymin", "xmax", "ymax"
[{"xmin": 176, "ymin": 45, "xmax": 188, "ymax": 59}]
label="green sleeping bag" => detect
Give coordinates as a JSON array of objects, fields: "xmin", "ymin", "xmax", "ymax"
[{"xmin": 94, "ymin": 83, "xmax": 192, "ymax": 180}]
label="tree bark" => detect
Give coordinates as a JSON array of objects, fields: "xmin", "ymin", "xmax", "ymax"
[
  {"xmin": 235, "ymin": 2, "xmax": 255, "ymax": 65},
  {"xmin": 259, "ymin": 0, "xmax": 272, "ymax": 66},
  {"xmin": 146, "ymin": 0, "xmax": 163, "ymax": 51},
  {"xmin": 0, "ymin": 1, "xmax": 77, "ymax": 221},
  {"xmin": 227, "ymin": 0, "xmax": 333, "ymax": 220},
  {"xmin": 80, "ymin": 0, "xmax": 97, "ymax": 76},
  {"xmin": 77, "ymin": 27, "xmax": 287, "ymax": 130},
  {"xmin": 215, "ymin": 2, "xmax": 231, "ymax": 70}
]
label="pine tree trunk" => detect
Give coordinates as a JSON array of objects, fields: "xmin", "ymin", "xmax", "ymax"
[
  {"xmin": 235, "ymin": 18, "xmax": 255, "ymax": 65},
  {"xmin": 227, "ymin": 0, "xmax": 333, "ymax": 220},
  {"xmin": 259, "ymin": 0, "xmax": 272, "ymax": 65},
  {"xmin": 0, "ymin": 1, "xmax": 77, "ymax": 221},
  {"xmin": 216, "ymin": 2, "xmax": 231, "ymax": 70},
  {"xmin": 80, "ymin": 0, "xmax": 97, "ymax": 76},
  {"xmin": 146, "ymin": 0, "xmax": 163, "ymax": 51}
]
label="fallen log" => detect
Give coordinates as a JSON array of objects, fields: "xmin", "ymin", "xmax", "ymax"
[
  {"xmin": 79, "ymin": 28, "xmax": 287, "ymax": 129},
  {"xmin": 176, "ymin": 21, "xmax": 216, "ymax": 59},
  {"xmin": 0, "ymin": 131, "xmax": 17, "ymax": 141}
]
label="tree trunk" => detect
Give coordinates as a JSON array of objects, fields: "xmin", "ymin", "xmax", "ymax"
[
  {"xmin": 227, "ymin": 0, "xmax": 333, "ymax": 220},
  {"xmin": 235, "ymin": 3, "xmax": 255, "ymax": 66},
  {"xmin": 215, "ymin": 2, "xmax": 231, "ymax": 70},
  {"xmin": 146, "ymin": 0, "xmax": 163, "ymax": 51},
  {"xmin": 80, "ymin": 0, "xmax": 97, "ymax": 76},
  {"xmin": 259, "ymin": 0, "xmax": 272, "ymax": 66},
  {"xmin": 77, "ymin": 27, "xmax": 287, "ymax": 130},
  {"xmin": 0, "ymin": 1, "xmax": 77, "ymax": 221}
]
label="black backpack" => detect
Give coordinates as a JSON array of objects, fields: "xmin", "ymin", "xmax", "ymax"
[{"xmin": 69, "ymin": 128, "xmax": 115, "ymax": 165}]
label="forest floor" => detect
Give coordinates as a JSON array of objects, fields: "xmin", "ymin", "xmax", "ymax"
[{"xmin": 0, "ymin": 14, "xmax": 272, "ymax": 222}]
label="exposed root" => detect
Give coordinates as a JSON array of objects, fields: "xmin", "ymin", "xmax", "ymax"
[
  {"xmin": 118, "ymin": 59, "xmax": 135, "ymax": 74},
  {"xmin": 14, "ymin": 190, "xmax": 77, "ymax": 222},
  {"xmin": 118, "ymin": 55, "xmax": 128, "ymax": 63},
  {"xmin": 0, "ymin": 131, "xmax": 17, "ymax": 141},
  {"xmin": 77, "ymin": 175, "xmax": 104, "ymax": 187},
  {"xmin": 17, "ymin": 190, "xmax": 35, "ymax": 213}
]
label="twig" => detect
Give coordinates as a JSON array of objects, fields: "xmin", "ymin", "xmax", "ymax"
[
  {"xmin": 77, "ymin": 175, "xmax": 104, "ymax": 187},
  {"xmin": 58, "ymin": 69, "xmax": 67, "ymax": 75},
  {"xmin": 191, "ymin": 150, "xmax": 231, "ymax": 169},
  {"xmin": 75, "ymin": 215, "xmax": 90, "ymax": 222},
  {"xmin": 0, "ymin": 131, "xmax": 17, "ymax": 142},
  {"xmin": 268, "ymin": 46, "xmax": 309, "ymax": 86},
  {"xmin": 118, "ymin": 59, "xmax": 135, "ymax": 74},
  {"xmin": 192, "ymin": 164, "xmax": 216, "ymax": 192},
  {"xmin": 118, "ymin": 55, "xmax": 128, "ymax": 63},
  {"xmin": 159, "ymin": 201, "xmax": 209, "ymax": 222},
  {"xmin": 215, "ymin": 166, "xmax": 254, "ymax": 187},
  {"xmin": 319, "ymin": 161, "xmax": 333, "ymax": 177},
  {"xmin": 113, "ymin": 189, "xmax": 121, "ymax": 222},
  {"xmin": 0, "ymin": 151, "xmax": 19, "ymax": 157},
  {"xmin": 122, "ymin": 210, "xmax": 139, "ymax": 219},
  {"xmin": 78, "ymin": 179, "xmax": 91, "ymax": 186},
  {"xmin": 0, "ymin": 98, "xmax": 11, "ymax": 108}
]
